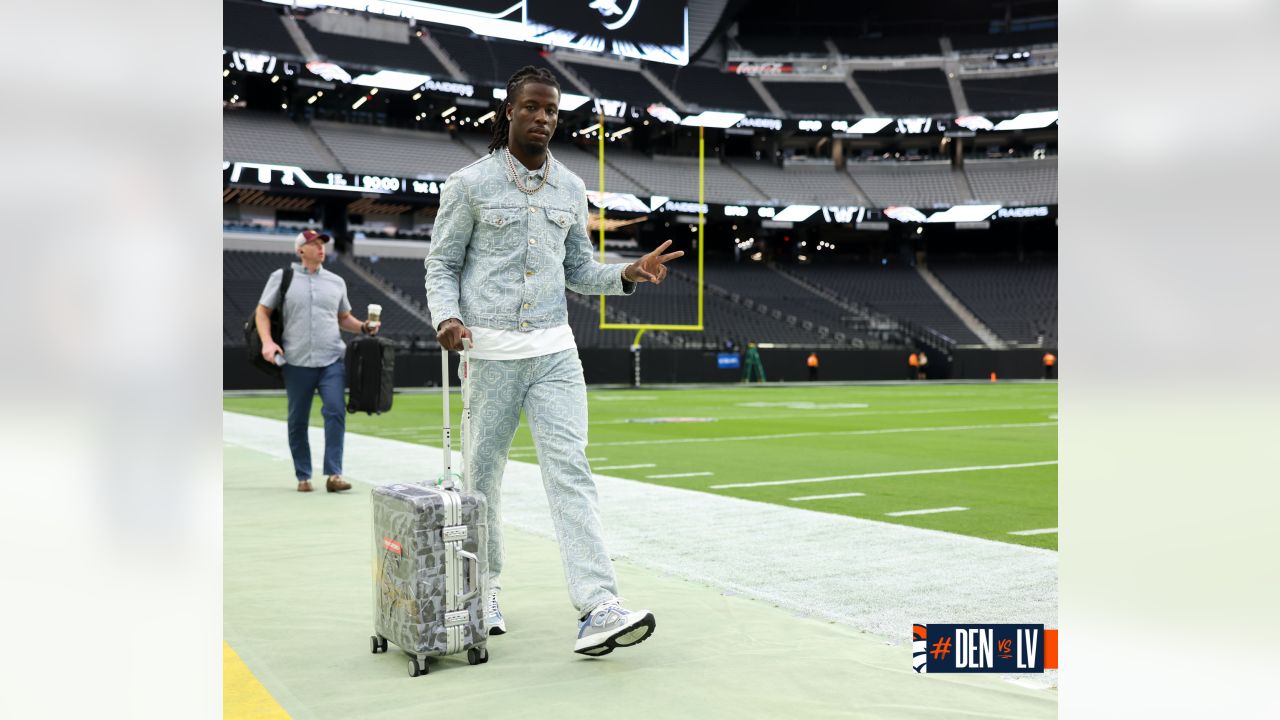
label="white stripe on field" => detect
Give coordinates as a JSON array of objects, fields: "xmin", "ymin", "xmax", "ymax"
[
  {"xmin": 1009, "ymin": 528, "xmax": 1059, "ymax": 536},
  {"xmin": 223, "ymin": 412, "xmax": 1057, "ymax": 644},
  {"xmin": 587, "ymin": 457, "xmax": 607, "ymax": 462},
  {"xmin": 711, "ymin": 460, "xmax": 1058, "ymax": 489},
  {"xmin": 886, "ymin": 506, "xmax": 969, "ymax": 517},
  {"xmin": 587, "ymin": 404, "xmax": 1059, "ymax": 426},
  {"xmin": 593, "ymin": 463, "xmax": 656, "ymax": 470},
  {"xmin": 508, "ymin": 421, "xmax": 1057, "ymax": 453},
  {"xmin": 646, "ymin": 471, "xmax": 714, "ymax": 479},
  {"xmin": 790, "ymin": 492, "xmax": 866, "ymax": 501}
]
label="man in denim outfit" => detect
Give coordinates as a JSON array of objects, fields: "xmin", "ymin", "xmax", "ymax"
[{"xmin": 425, "ymin": 66, "xmax": 681, "ymax": 656}]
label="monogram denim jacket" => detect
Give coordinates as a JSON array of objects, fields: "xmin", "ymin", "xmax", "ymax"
[{"xmin": 424, "ymin": 152, "xmax": 634, "ymax": 332}]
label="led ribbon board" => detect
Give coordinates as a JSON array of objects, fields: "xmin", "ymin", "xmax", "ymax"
[{"xmin": 267, "ymin": 0, "xmax": 689, "ymax": 65}]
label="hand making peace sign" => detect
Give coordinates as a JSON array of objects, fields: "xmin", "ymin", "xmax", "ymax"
[{"xmin": 622, "ymin": 240, "xmax": 685, "ymax": 284}]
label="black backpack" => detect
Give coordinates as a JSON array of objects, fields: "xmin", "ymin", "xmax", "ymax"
[
  {"xmin": 243, "ymin": 266, "xmax": 293, "ymax": 377},
  {"xmin": 346, "ymin": 336, "xmax": 396, "ymax": 414}
]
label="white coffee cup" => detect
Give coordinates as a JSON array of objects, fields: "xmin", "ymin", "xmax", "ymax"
[{"xmin": 367, "ymin": 304, "xmax": 382, "ymax": 323}]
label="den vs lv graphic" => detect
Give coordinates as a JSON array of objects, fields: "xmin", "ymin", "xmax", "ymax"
[{"xmin": 913, "ymin": 624, "xmax": 1059, "ymax": 674}]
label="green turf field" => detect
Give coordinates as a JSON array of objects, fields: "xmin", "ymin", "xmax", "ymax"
[{"xmin": 225, "ymin": 382, "xmax": 1058, "ymax": 550}]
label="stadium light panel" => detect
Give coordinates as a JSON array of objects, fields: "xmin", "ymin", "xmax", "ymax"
[
  {"xmin": 679, "ymin": 111, "xmax": 746, "ymax": 128},
  {"xmin": 993, "ymin": 111, "xmax": 1058, "ymax": 131},
  {"xmin": 351, "ymin": 70, "xmax": 431, "ymax": 92},
  {"xmin": 925, "ymin": 205, "xmax": 1002, "ymax": 223}
]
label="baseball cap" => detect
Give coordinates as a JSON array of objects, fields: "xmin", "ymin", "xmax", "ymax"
[{"xmin": 295, "ymin": 229, "xmax": 331, "ymax": 249}]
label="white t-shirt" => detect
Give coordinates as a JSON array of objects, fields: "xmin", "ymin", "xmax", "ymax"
[{"xmin": 468, "ymin": 324, "xmax": 577, "ymax": 360}]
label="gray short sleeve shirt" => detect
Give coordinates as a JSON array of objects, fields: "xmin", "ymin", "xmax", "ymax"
[{"xmin": 258, "ymin": 262, "xmax": 351, "ymax": 368}]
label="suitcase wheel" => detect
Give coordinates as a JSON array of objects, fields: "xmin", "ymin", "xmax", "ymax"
[
  {"xmin": 370, "ymin": 635, "xmax": 388, "ymax": 654},
  {"xmin": 408, "ymin": 656, "xmax": 428, "ymax": 677},
  {"xmin": 467, "ymin": 647, "xmax": 489, "ymax": 666}
]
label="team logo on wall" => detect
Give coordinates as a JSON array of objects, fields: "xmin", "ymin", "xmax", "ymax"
[
  {"xmin": 527, "ymin": 0, "xmax": 687, "ymax": 65},
  {"xmin": 588, "ymin": 0, "xmax": 640, "ymax": 29}
]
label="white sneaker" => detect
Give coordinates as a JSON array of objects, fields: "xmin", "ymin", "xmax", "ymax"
[
  {"xmin": 484, "ymin": 588, "xmax": 506, "ymax": 636},
  {"xmin": 573, "ymin": 600, "xmax": 655, "ymax": 656}
]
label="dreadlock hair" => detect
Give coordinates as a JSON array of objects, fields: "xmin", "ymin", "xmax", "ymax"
[{"xmin": 488, "ymin": 65, "xmax": 561, "ymax": 153}]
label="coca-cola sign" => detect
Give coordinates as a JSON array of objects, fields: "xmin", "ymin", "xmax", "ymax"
[{"xmin": 727, "ymin": 62, "xmax": 794, "ymax": 75}]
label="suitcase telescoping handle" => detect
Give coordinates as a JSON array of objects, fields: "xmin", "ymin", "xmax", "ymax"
[{"xmin": 440, "ymin": 337, "xmax": 472, "ymax": 489}]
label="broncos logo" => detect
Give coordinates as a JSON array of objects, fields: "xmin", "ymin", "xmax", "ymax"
[{"xmin": 912, "ymin": 624, "xmax": 929, "ymax": 673}]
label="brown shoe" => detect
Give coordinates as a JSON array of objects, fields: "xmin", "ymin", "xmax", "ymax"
[
  {"xmin": 326, "ymin": 475, "xmax": 352, "ymax": 493},
  {"xmin": 297, "ymin": 480, "xmax": 313, "ymax": 492}
]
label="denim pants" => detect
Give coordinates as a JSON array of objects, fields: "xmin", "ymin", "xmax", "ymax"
[
  {"xmin": 281, "ymin": 360, "xmax": 346, "ymax": 481},
  {"xmin": 467, "ymin": 349, "xmax": 618, "ymax": 617}
]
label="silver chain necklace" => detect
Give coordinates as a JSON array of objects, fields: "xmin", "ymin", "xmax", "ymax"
[{"xmin": 504, "ymin": 147, "xmax": 552, "ymax": 195}]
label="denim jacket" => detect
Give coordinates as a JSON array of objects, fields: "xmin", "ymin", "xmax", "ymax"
[{"xmin": 424, "ymin": 151, "xmax": 635, "ymax": 332}]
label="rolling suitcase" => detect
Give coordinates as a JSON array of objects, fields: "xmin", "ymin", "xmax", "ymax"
[
  {"xmin": 346, "ymin": 335, "xmax": 395, "ymax": 414},
  {"xmin": 369, "ymin": 340, "xmax": 490, "ymax": 676}
]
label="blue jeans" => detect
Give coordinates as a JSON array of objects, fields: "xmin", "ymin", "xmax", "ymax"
[{"xmin": 281, "ymin": 361, "xmax": 346, "ymax": 481}]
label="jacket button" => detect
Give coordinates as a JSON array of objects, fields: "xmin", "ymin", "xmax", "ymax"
[
  {"xmin": 529, "ymin": 238, "xmax": 536, "ymax": 245},
  {"xmin": 526, "ymin": 270, "xmax": 534, "ymax": 277},
  {"xmin": 530, "ymin": 207, "xmax": 538, "ymax": 213},
  {"xmin": 520, "ymin": 321, "xmax": 529, "ymax": 328},
  {"xmin": 522, "ymin": 303, "xmax": 531, "ymax": 309}
]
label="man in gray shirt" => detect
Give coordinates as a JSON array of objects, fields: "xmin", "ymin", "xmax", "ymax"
[{"xmin": 256, "ymin": 230, "xmax": 382, "ymax": 493}]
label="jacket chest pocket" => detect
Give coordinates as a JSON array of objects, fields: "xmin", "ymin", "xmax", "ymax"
[
  {"xmin": 544, "ymin": 208, "xmax": 574, "ymax": 238},
  {"xmin": 477, "ymin": 207, "xmax": 523, "ymax": 251}
]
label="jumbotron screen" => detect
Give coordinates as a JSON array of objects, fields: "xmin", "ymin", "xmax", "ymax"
[{"xmin": 266, "ymin": 0, "xmax": 689, "ymax": 65}]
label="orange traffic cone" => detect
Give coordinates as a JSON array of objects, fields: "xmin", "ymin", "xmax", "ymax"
[{"xmin": 990, "ymin": 372, "xmax": 997, "ymax": 382}]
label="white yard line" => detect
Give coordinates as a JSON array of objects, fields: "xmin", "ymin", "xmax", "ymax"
[
  {"xmin": 587, "ymin": 404, "xmax": 1060, "ymax": 426},
  {"xmin": 508, "ymin": 421, "xmax": 1057, "ymax": 453},
  {"xmin": 790, "ymin": 492, "xmax": 867, "ymax": 501},
  {"xmin": 592, "ymin": 463, "xmax": 656, "ymax": 470},
  {"xmin": 1009, "ymin": 528, "xmax": 1059, "ymax": 536},
  {"xmin": 646, "ymin": 471, "xmax": 714, "ymax": 479},
  {"xmin": 711, "ymin": 460, "xmax": 1059, "ymax": 489},
  {"xmin": 224, "ymin": 412, "xmax": 1057, "ymax": 642},
  {"xmin": 886, "ymin": 506, "xmax": 969, "ymax": 517}
]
